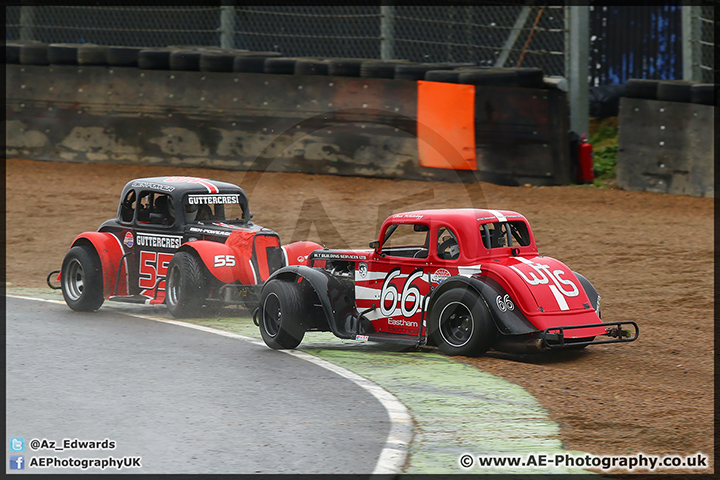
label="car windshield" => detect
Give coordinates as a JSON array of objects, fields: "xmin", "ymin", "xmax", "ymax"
[
  {"xmin": 479, "ymin": 220, "xmax": 531, "ymax": 248},
  {"xmin": 184, "ymin": 193, "xmax": 246, "ymax": 224}
]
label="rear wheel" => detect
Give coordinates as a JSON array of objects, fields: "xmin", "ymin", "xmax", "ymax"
[
  {"xmin": 165, "ymin": 251, "xmax": 207, "ymax": 318},
  {"xmin": 61, "ymin": 246, "xmax": 104, "ymax": 312},
  {"xmin": 428, "ymin": 287, "xmax": 497, "ymax": 356},
  {"xmin": 259, "ymin": 280, "xmax": 305, "ymax": 349}
]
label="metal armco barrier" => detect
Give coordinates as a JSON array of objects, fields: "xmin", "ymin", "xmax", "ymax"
[{"xmin": 6, "ymin": 64, "xmax": 571, "ymax": 185}]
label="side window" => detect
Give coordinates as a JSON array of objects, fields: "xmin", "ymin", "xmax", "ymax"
[
  {"xmin": 508, "ymin": 221, "xmax": 531, "ymax": 246},
  {"xmin": 479, "ymin": 221, "xmax": 530, "ymax": 248},
  {"xmin": 480, "ymin": 222, "xmax": 507, "ymax": 248},
  {"xmin": 137, "ymin": 191, "xmax": 175, "ymax": 226},
  {"xmin": 381, "ymin": 224, "xmax": 429, "ymax": 258},
  {"xmin": 436, "ymin": 226, "xmax": 460, "ymax": 260},
  {"xmin": 120, "ymin": 190, "xmax": 136, "ymax": 224}
]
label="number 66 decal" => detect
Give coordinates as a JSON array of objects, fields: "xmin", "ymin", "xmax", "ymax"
[
  {"xmin": 214, "ymin": 254, "xmax": 236, "ymax": 268},
  {"xmin": 380, "ymin": 267, "xmax": 424, "ymax": 318}
]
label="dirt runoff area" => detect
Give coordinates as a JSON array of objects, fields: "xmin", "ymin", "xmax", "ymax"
[{"xmin": 5, "ymin": 158, "xmax": 714, "ymax": 474}]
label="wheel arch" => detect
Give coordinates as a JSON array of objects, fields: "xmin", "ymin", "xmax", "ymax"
[
  {"xmin": 262, "ymin": 265, "xmax": 356, "ymax": 338},
  {"xmin": 427, "ymin": 275, "xmax": 538, "ymax": 336},
  {"xmin": 178, "ymin": 240, "xmax": 255, "ymax": 285},
  {"xmin": 70, "ymin": 232, "xmax": 125, "ymax": 298}
]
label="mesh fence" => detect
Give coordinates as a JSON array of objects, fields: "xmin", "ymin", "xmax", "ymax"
[
  {"xmin": 5, "ymin": 5, "xmax": 567, "ymax": 76},
  {"xmin": 696, "ymin": 4, "xmax": 715, "ymax": 83}
]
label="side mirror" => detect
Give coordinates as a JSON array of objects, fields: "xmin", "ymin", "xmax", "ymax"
[{"xmin": 368, "ymin": 240, "xmax": 380, "ymax": 249}]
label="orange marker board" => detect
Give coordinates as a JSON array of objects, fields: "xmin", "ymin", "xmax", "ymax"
[{"xmin": 416, "ymin": 81, "xmax": 477, "ymax": 170}]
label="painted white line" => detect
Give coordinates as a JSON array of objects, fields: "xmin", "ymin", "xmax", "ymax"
[{"xmin": 7, "ymin": 294, "xmax": 413, "ymax": 475}]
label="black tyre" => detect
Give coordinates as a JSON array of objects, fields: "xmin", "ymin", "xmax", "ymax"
[
  {"xmin": 656, "ymin": 80, "xmax": 695, "ymax": 103},
  {"xmin": 106, "ymin": 46, "xmax": 143, "ymax": 67},
  {"xmin": 259, "ymin": 280, "xmax": 306, "ymax": 350},
  {"xmin": 170, "ymin": 50, "xmax": 202, "ymax": 71},
  {"xmin": 199, "ymin": 51, "xmax": 239, "ymax": 72},
  {"xmin": 511, "ymin": 67, "xmax": 545, "ymax": 88},
  {"xmin": 19, "ymin": 43, "xmax": 49, "ymax": 65},
  {"xmin": 6, "ymin": 42, "xmax": 22, "ymax": 64},
  {"xmin": 328, "ymin": 58, "xmax": 366, "ymax": 77},
  {"xmin": 77, "ymin": 44, "xmax": 108, "ymax": 66},
  {"xmin": 165, "ymin": 251, "xmax": 208, "ymax": 318},
  {"xmin": 138, "ymin": 49, "xmax": 172, "ymax": 70},
  {"xmin": 48, "ymin": 43, "xmax": 81, "ymax": 65},
  {"xmin": 394, "ymin": 63, "xmax": 448, "ymax": 81},
  {"xmin": 360, "ymin": 60, "xmax": 409, "ymax": 79},
  {"xmin": 264, "ymin": 57, "xmax": 299, "ymax": 74},
  {"xmin": 428, "ymin": 288, "xmax": 497, "ymax": 356},
  {"xmin": 232, "ymin": 52, "xmax": 281, "ymax": 73},
  {"xmin": 61, "ymin": 246, "xmax": 105, "ymax": 312},
  {"xmin": 690, "ymin": 83, "xmax": 715, "ymax": 106},
  {"xmin": 624, "ymin": 78, "xmax": 660, "ymax": 99},
  {"xmin": 294, "ymin": 59, "xmax": 329, "ymax": 76},
  {"xmin": 459, "ymin": 68, "xmax": 519, "ymax": 87},
  {"xmin": 424, "ymin": 69, "xmax": 462, "ymax": 83}
]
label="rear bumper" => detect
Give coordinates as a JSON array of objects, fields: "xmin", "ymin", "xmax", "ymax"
[{"xmin": 542, "ymin": 320, "xmax": 639, "ymax": 349}]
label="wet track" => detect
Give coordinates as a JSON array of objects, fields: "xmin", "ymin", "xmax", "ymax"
[{"xmin": 5, "ymin": 296, "xmax": 392, "ymax": 474}]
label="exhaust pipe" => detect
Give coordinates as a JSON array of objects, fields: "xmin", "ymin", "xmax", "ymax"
[{"xmin": 493, "ymin": 337, "xmax": 547, "ymax": 354}]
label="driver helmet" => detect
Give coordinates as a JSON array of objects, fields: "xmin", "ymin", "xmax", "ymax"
[{"xmin": 185, "ymin": 203, "xmax": 199, "ymax": 221}]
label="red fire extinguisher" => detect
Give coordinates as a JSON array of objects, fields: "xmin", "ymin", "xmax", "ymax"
[{"xmin": 577, "ymin": 134, "xmax": 595, "ymax": 184}]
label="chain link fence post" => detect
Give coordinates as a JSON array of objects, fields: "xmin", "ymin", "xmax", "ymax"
[
  {"xmin": 565, "ymin": 4, "xmax": 589, "ymax": 137},
  {"xmin": 380, "ymin": 3, "xmax": 395, "ymax": 60},
  {"xmin": 220, "ymin": 5, "xmax": 235, "ymax": 49},
  {"xmin": 19, "ymin": 6, "xmax": 35, "ymax": 42}
]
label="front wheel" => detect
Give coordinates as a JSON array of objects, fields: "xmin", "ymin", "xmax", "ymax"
[
  {"xmin": 61, "ymin": 246, "xmax": 105, "ymax": 312},
  {"xmin": 166, "ymin": 251, "xmax": 207, "ymax": 318},
  {"xmin": 259, "ymin": 280, "xmax": 305, "ymax": 349},
  {"xmin": 428, "ymin": 287, "xmax": 497, "ymax": 356}
]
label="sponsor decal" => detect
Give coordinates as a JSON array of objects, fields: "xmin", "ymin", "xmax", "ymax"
[
  {"xmin": 188, "ymin": 227, "xmax": 232, "ymax": 236},
  {"xmin": 355, "ymin": 335, "xmax": 369, "ymax": 341},
  {"xmin": 131, "ymin": 181, "xmax": 175, "ymax": 192},
  {"xmin": 358, "ymin": 262, "xmax": 368, "ymax": 278},
  {"xmin": 135, "ymin": 233, "xmax": 182, "ymax": 249},
  {"xmin": 431, "ymin": 268, "xmax": 451, "ymax": 284},
  {"xmin": 123, "ymin": 232, "xmax": 134, "ymax": 248},
  {"xmin": 388, "ymin": 318, "xmax": 418, "ymax": 327},
  {"xmin": 187, "ymin": 194, "xmax": 240, "ymax": 205},
  {"xmin": 297, "ymin": 255, "xmax": 309, "ymax": 264},
  {"xmin": 496, "ymin": 294, "xmax": 515, "ymax": 312},
  {"xmin": 313, "ymin": 251, "xmax": 367, "ymax": 260},
  {"xmin": 392, "ymin": 213, "xmax": 424, "ymax": 219}
]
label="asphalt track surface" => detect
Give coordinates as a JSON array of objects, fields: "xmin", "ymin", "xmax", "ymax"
[{"xmin": 5, "ymin": 296, "xmax": 392, "ymax": 474}]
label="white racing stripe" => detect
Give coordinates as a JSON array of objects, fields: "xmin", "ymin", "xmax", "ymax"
[
  {"xmin": 486, "ymin": 209, "xmax": 508, "ymax": 223},
  {"xmin": 8, "ymin": 294, "xmax": 412, "ymax": 475}
]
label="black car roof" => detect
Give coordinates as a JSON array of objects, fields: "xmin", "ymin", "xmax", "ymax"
[{"xmin": 122, "ymin": 176, "xmax": 245, "ymax": 196}]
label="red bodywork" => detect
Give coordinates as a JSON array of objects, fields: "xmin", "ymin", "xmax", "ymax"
[{"xmin": 312, "ymin": 209, "xmax": 608, "ymax": 341}]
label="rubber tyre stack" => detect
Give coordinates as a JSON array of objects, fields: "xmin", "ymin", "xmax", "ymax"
[{"xmin": 107, "ymin": 46, "xmax": 143, "ymax": 67}]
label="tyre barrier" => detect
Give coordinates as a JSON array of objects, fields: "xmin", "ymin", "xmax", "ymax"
[
  {"xmin": 7, "ymin": 43, "xmax": 582, "ymax": 187},
  {"xmin": 623, "ymin": 78, "xmax": 715, "ymax": 106}
]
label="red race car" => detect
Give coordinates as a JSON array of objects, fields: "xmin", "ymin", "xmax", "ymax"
[
  {"xmin": 256, "ymin": 208, "xmax": 638, "ymax": 356},
  {"xmin": 50, "ymin": 176, "xmax": 320, "ymax": 317}
]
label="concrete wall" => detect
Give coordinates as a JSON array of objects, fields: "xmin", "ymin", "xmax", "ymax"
[
  {"xmin": 6, "ymin": 64, "xmax": 571, "ymax": 185},
  {"xmin": 617, "ymin": 97, "xmax": 714, "ymax": 197}
]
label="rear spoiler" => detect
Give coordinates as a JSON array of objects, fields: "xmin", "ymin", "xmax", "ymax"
[{"xmin": 542, "ymin": 321, "xmax": 639, "ymax": 349}]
